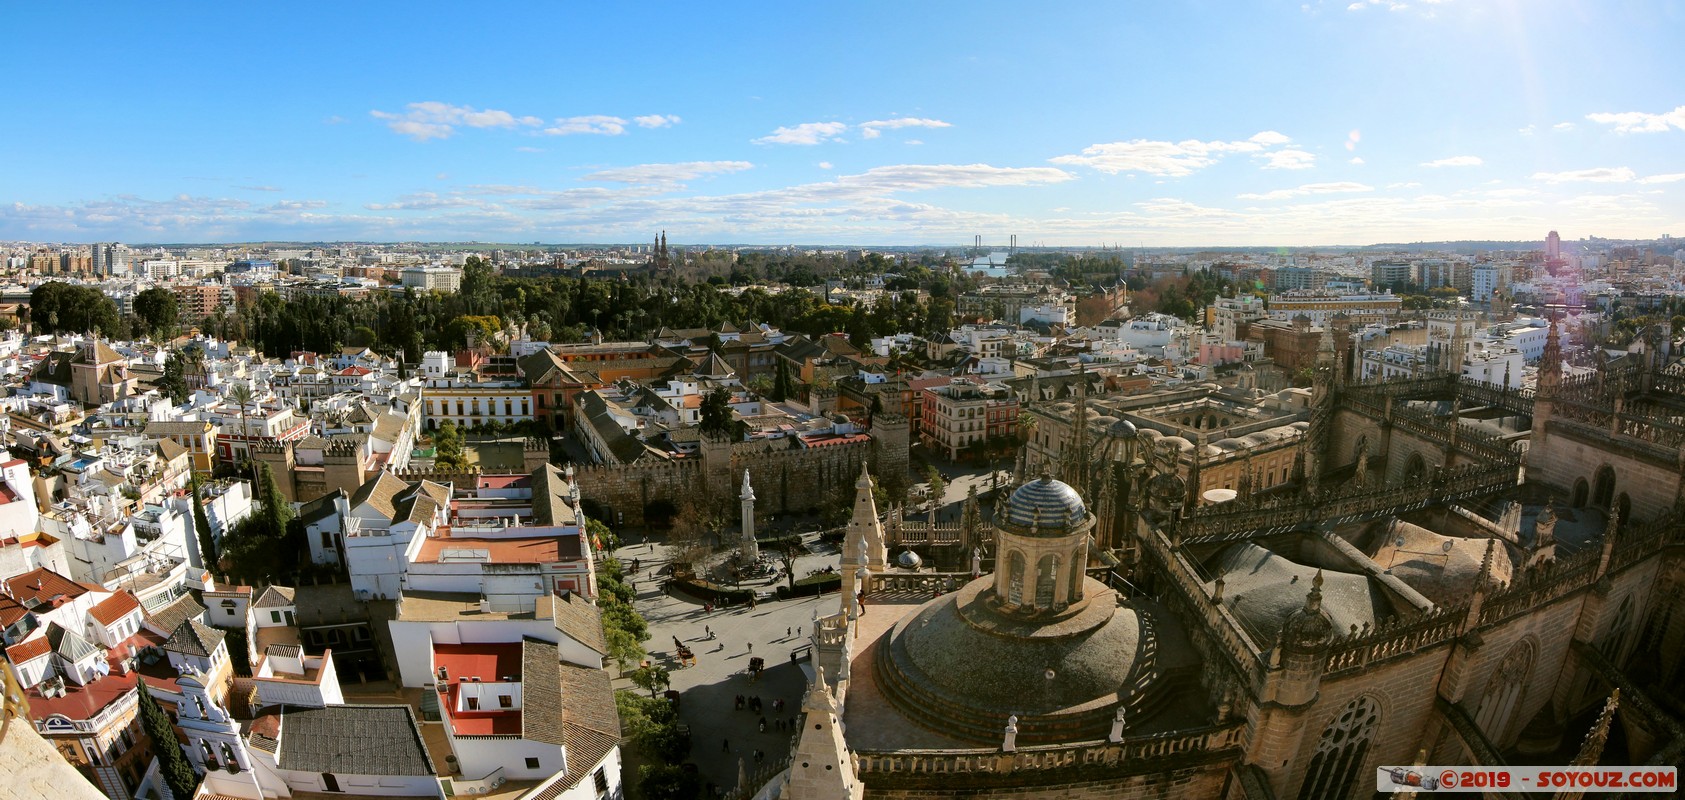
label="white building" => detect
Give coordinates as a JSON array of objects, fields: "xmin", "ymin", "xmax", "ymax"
[{"xmin": 401, "ymin": 266, "xmax": 463, "ymax": 292}]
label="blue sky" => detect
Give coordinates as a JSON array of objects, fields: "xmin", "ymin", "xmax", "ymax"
[{"xmin": 3, "ymin": 1, "xmax": 1683, "ymax": 246}]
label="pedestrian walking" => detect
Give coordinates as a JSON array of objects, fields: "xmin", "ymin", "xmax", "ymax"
[
  {"xmin": 758, "ymin": 716, "xmax": 766, "ymax": 732},
  {"xmin": 786, "ymin": 626, "xmax": 791, "ymax": 637},
  {"xmin": 722, "ymin": 737, "xmax": 730, "ymax": 752},
  {"xmin": 747, "ymin": 642, "xmax": 753, "ymax": 655},
  {"xmin": 796, "ymin": 625, "xmax": 802, "ymax": 637}
]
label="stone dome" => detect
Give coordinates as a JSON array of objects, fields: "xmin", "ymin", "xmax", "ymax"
[
  {"xmin": 1005, "ymin": 475, "xmax": 1088, "ymax": 530},
  {"xmin": 896, "ymin": 549, "xmax": 924, "ymax": 569},
  {"xmin": 1109, "ymin": 418, "xmax": 1138, "ymax": 439},
  {"xmin": 876, "ymin": 577, "xmax": 1151, "ymax": 745}
]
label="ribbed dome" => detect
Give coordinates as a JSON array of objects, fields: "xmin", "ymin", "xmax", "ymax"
[{"xmin": 1006, "ymin": 475, "xmax": 1087, "ymax": 530}]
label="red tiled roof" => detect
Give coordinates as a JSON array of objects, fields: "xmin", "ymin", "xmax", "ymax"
[
  {"xmin": 2, "ymin": 567, "xmax": 90, "ymax": 608},
  {"xmin": 20, "ymin": 630, "xmax": 179, "ymax": 723},
  {"xmin": 337, "ymin": 366, "xmax": 372, "ymax": 377},
  {"xmin": 88, "ymin": 591, "xmax": 143, "ymax": 626},
  {"xmin": 6, "ymin": 636, "xmax": 50, "ymax": 663}
]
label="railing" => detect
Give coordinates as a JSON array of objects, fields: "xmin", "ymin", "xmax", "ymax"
[
  {"xmin": 855, "ymin": 722, "xmax": 1246, "ymax": 778},
  {"xmin": 722, "ymin": 757, "xmax": 792, "ymax": 800},
  {"xmin": 444, "ymin": 766, "xmax": 506, "ymax": 796},
  {"xmin": 867, "ymin": 573, "xmax": 975, "ymax": 595},
  {"xmin": 1322, "ymin": 604, "xmax": 1467, "ymax": 676},
  {"xmin": 1476, "ymin": 550, "xmax": 1599, "ymax": 626}
]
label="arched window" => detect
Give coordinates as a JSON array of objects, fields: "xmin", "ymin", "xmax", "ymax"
[
  {"xmin": 1602, "ymin": 595, "xmax": 1635, "ymax": 663},
  {"xmin": 200, "ymin": 739, "xmax": 219, "ymax": 771},
  {"xmin": 1615, "ymin": 493, "xmax": 1631, "ymax": 528},
  {"xmin": 1473, "ymin": 640, "xmax": 1535, "ymax": 745},
  {"xmin": 1353, "ymin": 436, "xmax": 1369, "ymax": 464},
  {"xmin": 1404, "ymin": 453, "xmax": 1427, "ymax": 481},
  {"xmin": 221, "ymin": 742, "xmax": 240, "ymax": 773},
  {"xmin": 1006, "ymin": 552, "xmax": 1026, "ymax": 606},
  {"xmin": 1035, "ymin": 554, "xmax": 1059, "ymax": 608},
  {"xmin": 1572, "ymin": 478, "xmax": 1589, "ymax": 509},
  {"xmin": 1297, "ymin": 696, "xmax": 1380, "ymax": 800},
  {"xmin": 1592, "ymin": 465, "xmax": 1616, "ymax": 509}
]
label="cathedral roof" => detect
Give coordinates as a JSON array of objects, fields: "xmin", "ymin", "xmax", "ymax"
[
  {"xmin": 1204, "ymin": 543, "xmax": 1379, "ymax": 643},
  {"xmin": 1005, "ymin": 474, "xmax": 1087, "ymax": 530}
]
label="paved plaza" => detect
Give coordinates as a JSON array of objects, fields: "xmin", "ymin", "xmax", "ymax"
[{"xmin": 611, "ymin": 535, "xmax": 845, "ymax": 795}]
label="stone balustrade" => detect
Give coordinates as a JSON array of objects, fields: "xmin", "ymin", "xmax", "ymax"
[{"xmin": 855, "ymin": 721, "xmax": 1246, "ymax": 779}]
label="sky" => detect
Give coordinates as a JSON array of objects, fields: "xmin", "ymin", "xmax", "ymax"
[{"xmin": 3, "ymin": 1, "xmax": 1683, "ymax": 247}]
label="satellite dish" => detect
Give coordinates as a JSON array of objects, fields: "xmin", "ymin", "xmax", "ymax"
[
  {"xmin": 1442, "ymin": 541, "xmax": 1455, "ymax": 553},
  {"xmin": 1396, "ymin": 536, "xmax": 1406, "ymax": 548}
]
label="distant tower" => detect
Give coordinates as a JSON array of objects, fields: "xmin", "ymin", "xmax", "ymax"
[
  {"xmin": 740, "ymin": 470, "xmax": 758, "ymax": 562},
  {"xmin": 1546, "ymin": 230, "xmax": 1562, "ymax": 261}
]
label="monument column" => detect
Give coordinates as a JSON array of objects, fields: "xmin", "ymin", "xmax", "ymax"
[{"xmin": 740, "ymin": 470, "xmax": 758, "ymax": 562}]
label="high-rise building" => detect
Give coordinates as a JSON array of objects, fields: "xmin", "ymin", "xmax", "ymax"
[{"xmin": 1546, "ymin": 230, "xmax": 1561, "ymax": 260}]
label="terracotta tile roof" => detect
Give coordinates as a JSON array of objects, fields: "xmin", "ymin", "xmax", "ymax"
[
  {"xmin": 521, "ymin": 639, "xmax": 566, "ymax": 746},
  {"xmin": 254, "ymin": 586, "xmax": 295, "ymax": 608},
  {"xmin": 557, "ymin": 660, "xmax": 621, "ymax": 776},
  {"xmin": 88, "ymin": 591, "xmax": 142, "ymax": 626},
  {"xmin": 2, "ymin": 567, "xmax": 90, "ymax": 609},
  {"xmin": 550, "ymin": 591, "xmax": 607, "ymax": 655},
  {"xmin": 349, "ymin": 471, "xmax": 410, "ymax": 521},
  {"xmin": 163, "ymin": 620, "xmax": 225, "ymax": 658},
  {"xmin": 6, "ymin": 636, "xmax": 50, "ymax": 664},
  {"xmin": 0, "ymin": 595, "xmax": 28, "ymax": 628},
  {"xmin": 146, "ymin": 594, "xmax": 206, "ymax": 633},
  {"xmin": 414, "ymin": 533, "xmax": 582, "ymax": 565}
]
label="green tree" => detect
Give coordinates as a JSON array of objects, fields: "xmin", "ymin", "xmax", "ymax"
[
  {"xmin": 606, "ymin": 628, "xmax": 646, "ymax": 675},
  {"xmin": 433, "ymin": 420, "xmax": 470, "ymax": 469},
  {"xmin": 137, "ymin": 679, "xmax": 200, "ymax": 800},
  {"xmin": 639, "ymin": 764, "xmax": 702, "ymax": 800},
  {"xmin": 630, "ymin": 664, "xmax": 671, "ymax": 698},
  {"xmin": 133, "ymin": 287, "xmax": 180, "ymax": 339},
  {"xmin": 30, "ymin": 282, "xmax": 121, "ymax": 335},
  {"xmin": 190, "ymin": 474, "xmax": 219, "ymax": 573},
  {"xmin": 699, "ymin": 386, "xmax": 734, "ymax": 436},
  {"xmin": 227, "ymin": 384, "xmax": 258, "ymax": 486},
  {"xmin": 926, "ymin": 466, "xmax": 946, "ymax": 513},
  {"xmin": 258, "ymin": 462, "xmax": 294, "ymax": 531},
  {"xmin": 771, "ymin": 357, "xmax": 794, "ymax": 402},
  {"xmin": 157, "ymin": 350, "xmax": 191, "ymax": 404}
]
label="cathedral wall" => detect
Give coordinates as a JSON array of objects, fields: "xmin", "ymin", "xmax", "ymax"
[
  {"xmin": 863, "ymin": 763, "xmax": 1230, "ymax": 800},
  {"xmin": 1277, "ymin": 642, "xmax": 1455, "ymax": 798},
  {"xmin": 1381, "ymin": 428, "xmax": 1448, "ymax": 483},
  {"xmin": 1329, "ymin": 407, "xmax": 1385, "ymax": 472},
  {"xmin": 1528, "ymin": 423, "xmax": 1680, "ymax": 521},
  {"xmin": 1457, "ymin": 592, "xmax": 1585, "ymax": 750}
]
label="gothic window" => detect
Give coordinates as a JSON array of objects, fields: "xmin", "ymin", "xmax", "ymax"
[
  {"xmin": 1007, "ymin": 552, "xmax": 1025, "ymax": 606},
  {"xmin": 1035, "ymin": 554, "xmax": 1059, "ymax": 608},
  {"xmin": 1473, "ymin": 640, "xmax": 1535, "ymax": 745},
  {"xmin": 1592, "ymin": 465, "xmax": 1616, "ymax": 510},
  {"xmin": 1297, "ymin": 696, "xmax": 1380, "ymax": 800},
  {"xmin": 1572, "ymin": 478, "xmax": 1589, "ymax": 508},
  {"xmin": 1404, "ymin": 453, "xmax": 1426, "ymax": 481},
  {"xmin": 1602, "ymin": 595, "xmax": 1635, "ymax": 663}
]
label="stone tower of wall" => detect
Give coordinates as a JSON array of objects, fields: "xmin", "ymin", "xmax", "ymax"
[{"xmin": 870, "ymin": 413, "xmax": 910, "ymax": 481}]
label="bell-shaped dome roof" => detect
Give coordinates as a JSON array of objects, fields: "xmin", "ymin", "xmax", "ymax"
[{"xmin": 1006, "ymin": 474, "xmax": 1087, "ymax": 530}]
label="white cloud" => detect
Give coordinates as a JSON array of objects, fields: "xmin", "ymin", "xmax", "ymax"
[
  {"xmin": 515, "ymin": 146, "xmax": 545, "ymax": 153},
  {"xmin": 634, "ymin": 114, "xmax": 682, "ymax": 129},
  {"xmin": 1638, "ymin": 173, "xmax": 1685, "ymax": 185},
  {"xmin": 1349, "ymin": 157, "xmax": 1365, "ymax": 165},
  {"xmin": 817, "ymin": 162, "xmax": 834, "ymax": 170},
  {"xmin": 1387, "ymin": 182, "xmax": 1422, "ymax": 189},
  {"xmin": 754, "ymin": 121, "xmax": 849, "ymax": 145},
  {"xmin": 543, "ymin": 115, "xmax": 629, "ymax": 136},
  {"xmin": 1345, "ymin": 129, "xmax": 1362, "ymax": 151},
  {"xmin": 1237, "ymin": 182, "xmax": 1373, "ymax": 201},
  {"xmin": 366, "ymin": 191, "xmax": 486, "ymax": 211},
  {"xmin": 582, "ymin": 161, "xmax": 754, "ymax": 184},
  {"xmin": 1553, "ymin": 122, "xmax": 1575, "ymax": 132},
  {"xmin": 1421, "ymin": 155, "xmax": 1483, "ymax": 168},
  {"xmin": 1518, "ymin": 125, "xmax": 1537, "ymax": 136},
  {"xmin": 235, "ymin": 185, "xmax": 282, "ymax": 192},
  {"xmin": 904, "ymin": 139, "xmax": 925, "ymax": 146},
  {"xmin": 860, "ymin": 117, "xmax": 951, "ymax": 139},
  {"xmin": 1531, "ymin": 167, "xmax": 1636, "ymax": 184},
  {"xmin": 371, "ymin": 101, "xmax": 544, "ymax": 140},
  {"xmin": 1051, "ymin": 131, "xmax": 1299, "ymax": 177},
  {"xmin": 1585, "ymin": 105, "xmax": 1685, "ymax": 134},
  {"xmin": 1260, "ymin": 149, "xmax": 1317, "ymax": 170}
]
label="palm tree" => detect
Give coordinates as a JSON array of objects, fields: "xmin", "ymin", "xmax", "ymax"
[{"xmin": 227, "ymin": 383, "xmax": 258, "ymax": 486}]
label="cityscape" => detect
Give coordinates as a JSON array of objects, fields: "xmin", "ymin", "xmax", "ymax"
[{"xmin": 3, "ymin": 4, "xmax": 1685, "ymax": 800}]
